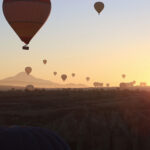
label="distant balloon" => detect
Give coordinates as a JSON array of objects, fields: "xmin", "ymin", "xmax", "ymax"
[
  {"xmin": 25, "ymin": 67, "xmax": 32, "ymax": 75},
  {"xmin": 122, "ymin": 74, "xmax": 126, "ymax": 79},
  {"xmin": 53, "ymin": 72, "xmax": 57, "ymax": 76},
  {"xmin": 106, "ymin": 83, "xmax": 110, "ymax": 87},
  {"xmin": 72, "ymin": 73, "xmax": 75, "ymax": 77},
  {"xmin": 61, "ymin": 74, "xmax": 67, "ymax": 82},
  {"xmin": 86, "ymin": 77, "xmax": 90, "ymax": 82},
  {"xmin": 43, "ymin": 59, "xmax": 47, "ymax": 64},
  {"xmin": 25, "ymin": 85, "xmax": 34, "ymax": 91},
  {"xmin": 3, "ymin": 0, "xmax": 51, "ymax": 50},
  {"xmin": 94, "ymin": 2, "xmax": 104, "ymax": 15}
]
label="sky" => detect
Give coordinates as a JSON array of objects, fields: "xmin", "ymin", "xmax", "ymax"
[{"xmin": 0, "ymin": 0, "xmax": 150, "ymax": 86}]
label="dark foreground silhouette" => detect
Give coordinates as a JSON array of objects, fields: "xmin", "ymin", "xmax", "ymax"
[
  {"xmin": 0, "ymin": 126, "xmax": 70, "ymax": 150},
  {"xmin": 0, "ymin": 89, "xmax": 150, "ymax": 150}
]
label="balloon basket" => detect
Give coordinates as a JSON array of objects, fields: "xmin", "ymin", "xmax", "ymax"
[{"xmin": 23, "ymin": 45, "xmax": 29, "ymax": 50}]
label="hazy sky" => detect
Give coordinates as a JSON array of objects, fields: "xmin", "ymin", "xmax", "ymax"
[{"xmin": 0, "ymin": 0, "xmax": 150, "ymax": 86}]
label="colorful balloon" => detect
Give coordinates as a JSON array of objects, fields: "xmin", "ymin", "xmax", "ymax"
[
  {"xmin": 25, "ymin": 67, "xmax": 32, "ymax": 75},
  {"xmin": 61, "ymin": 74, "xmax": 67, "ymax": 82},
  {"xmin": 3, "ymin": 0, "xmax": 51, "ymax": 50},
  {"xmin": 94, "ymin": 2, "xmax": 104, "ymax": 14}
]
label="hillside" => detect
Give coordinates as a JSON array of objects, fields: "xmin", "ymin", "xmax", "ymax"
[{"xmin": 0, "ymin": 72, "xmax": 87, "ymax": 89}]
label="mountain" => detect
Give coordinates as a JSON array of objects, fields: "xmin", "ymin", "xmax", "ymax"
[{"xmin": 0, "ymin": 72, "xmax": 87, "ymax": 89}]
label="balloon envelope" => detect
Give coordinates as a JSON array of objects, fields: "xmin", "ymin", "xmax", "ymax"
[
  {"xmin": 122, "ymin": 74, "xmax": 126, "ymax": 79},
  {"xmin": 61, "ymin": 74, "xmax": 67, "ymax": 82},
  {"xmin": 86, "ymin": 77, "xmax": 90, "ymax": 82},
  {"xmin": 94, "ymin": 2, "xmax": 104, "ymax": 14},
  {"xmin": 72, "ymin": 73, "xmax": 75, "ymax": 77},
  {"xmin": 43, "ymin": 59, "xmax": 47, "ymax": 64},
  {"xmin": 3, "ymin": 0, "xmax": 51, "ymax": 45},
  {"xmin": 106, "ymin": 83, "xmax": 110, "ymax": 87},
  {"xmin": 25, "ymin": 67, "xmax": 32, "ymax": 75},
  {"xmin": 53, "ymin": 72, "xmax": 57, "ymax": 76}
]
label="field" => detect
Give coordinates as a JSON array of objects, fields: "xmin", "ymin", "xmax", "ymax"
[{"xmin": 0, "ymin": 89, "xmax": 150, "ymax": 150}]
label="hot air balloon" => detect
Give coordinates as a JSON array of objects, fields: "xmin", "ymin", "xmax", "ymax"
[
  {"xmin": 25, "ymin": 67, "xmax": 32, "ymax": 75},
  {"xmin": 61, "ymin": 74, "xmax": 67, "ymax": 82},
  {"xmin": 86, "ymin": 77, "xmax": 90, "ymax": 82},
  {"xmin": 106, "ymin": 83, "xmax": 110, "ymax": 87},
  {"xmin": 53, "ymin": 72, "xmax": 57, "ymax": 76},
  {"xmin": 94, "ymin": 2, "xmax": 104, "ymax": 15},
  {"xmin": 72, "ymin": 73, "xmax": 75, "ymax": 77},
  {"xmin": 3, "ymin": 0, "xmax": 51, "ymax": 50},
  {"xmin": 122, "ymin": 74, "xmax": 126, "ymax": 79},
  {"xmin": 0, "ymin": 126, "xmax": 70, "ymax": 150},
  {"xmin": 43, "ymin": 59, "xmax": 47, "ymax": 64}
]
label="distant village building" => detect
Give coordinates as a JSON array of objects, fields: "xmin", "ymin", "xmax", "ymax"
[
  {"xmin": 93, "ymin": 82, "xmax": 103, "ymax": 88},
  {"xmin": 140, "ymin": 82, "xmax": 147, "ymax": 87},
  {"xmin": 25, "ymin": 85, "xmax": 35, "ymax": 91},
  {"xmin": 120, "ymin": 82, "xmax": 135, "ymax": 88}
]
